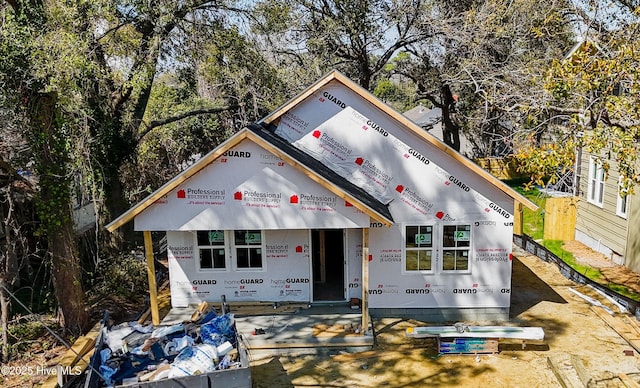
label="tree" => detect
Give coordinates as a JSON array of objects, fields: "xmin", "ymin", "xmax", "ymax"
[
  {"xmin": 250, "ymin": 0, "xmax": 431, "ymax": 90},
  {"xmin": 391, "ymin": 0, "xmax": 576, "ymax": 155},
  {"xmin": 541, "ymin": 4, "xmax": 640, "ymax": 193},
  {"xmin": 2, "ymin": 0, "xmax": 88, "ymax": 334},
  {"xmin": 1, "ymin": 0, "xmax": 282, "ymax": 335}
]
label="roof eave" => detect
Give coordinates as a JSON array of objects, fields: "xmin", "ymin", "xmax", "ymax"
[{"xmin": 105, "ymin": 130, "xmax": 251, "ymax": 232}]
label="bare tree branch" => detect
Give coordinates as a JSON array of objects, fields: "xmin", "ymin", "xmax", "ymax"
[{"xmin": 139, "ymin": 105, "xmax": 238, "ymax": 139}]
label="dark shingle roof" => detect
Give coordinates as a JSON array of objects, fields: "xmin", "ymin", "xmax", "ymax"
[{"xmin": 246, "ymin": 122, "xmax": 393, "ymax": 223}]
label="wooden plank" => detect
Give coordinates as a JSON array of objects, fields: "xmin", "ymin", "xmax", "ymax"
[
  {"xmin": 144, "ymin": 230, "xmax": 160, "ymax": 326},
  {"xmin": 547, "ymin": 356, "xmax": 579, "ymax": 388},
  {"xmin": 57, "ymin": 336, "xmax": 94, "ymax": 368},
  {"xmin": 570, "ymin": 354, "xmax": 592, "ymax": 387},
  {"xmin": 591, "ymin": 306, "xmax": 640, "ymax": 353},
  {"xmin": 618, "ymin": 372, "xmax": 640, "ymax": 388},
  {"xmin": 54, "ymin": 320, "xmax": 102, "ymax": 387}
]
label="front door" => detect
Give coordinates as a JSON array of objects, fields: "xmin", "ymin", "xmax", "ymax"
[{"xmin": 312, "ymin": 229, "xmax": 345, "ymax": 301}]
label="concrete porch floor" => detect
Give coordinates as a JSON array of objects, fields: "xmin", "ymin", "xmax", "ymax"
[{"xmin": 160, "ymin": 302, "xmax": 375, "ymax": 359}]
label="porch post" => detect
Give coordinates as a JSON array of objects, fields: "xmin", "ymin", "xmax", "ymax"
[
  {"xmin": 513, "ymin": 202, "xmax": 524, "ymax": 235},
  {"xmin": 361, "ymin": 228, "xmax": 370, "ymax": 333},
  {"xmin": 143, "ymin": 231, "xmax": 160, "ymax": 326}
]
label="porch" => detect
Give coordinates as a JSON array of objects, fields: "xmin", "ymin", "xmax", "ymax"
[{"xmin": 160, "ymin": 301, "xmax": 374, "ymax": 359}]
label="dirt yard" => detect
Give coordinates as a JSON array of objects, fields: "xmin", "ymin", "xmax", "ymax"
[
  {"xmin": 250, "ymin": 242, "xmax": 640, "ymax": 387},
  {"xmin": 4, "ymin": 240, "xmax": 640, "ymax": 387}
]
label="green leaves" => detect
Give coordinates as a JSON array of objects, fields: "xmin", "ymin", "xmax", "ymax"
[{"xmin": 543, "ymin": 34, "xmax": 640, "ymax": 190}]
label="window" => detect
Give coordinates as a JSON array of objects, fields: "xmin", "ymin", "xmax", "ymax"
[
  {"xmin": 442, "ymin": 225, "xmax": 470, "ymax": 271},
  {"xmin": 234, "ymin": 230, "xmax": 263, "ymax": 269},
  {"xmin": 197, "ymin": 230, "xmax": 226, "ymax": 270},
  {"xmin": 405, "ymin": 225, "xmax": 433, "ymax": 272},
  {"xmin": 588, "ymin": 157, "xmax": 605, "ymax": 206},
  {"xmin": 617, "ymin": 176, "xmax": 629, "ymax": 218}
]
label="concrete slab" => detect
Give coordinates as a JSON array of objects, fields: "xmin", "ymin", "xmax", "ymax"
[{"xmin": 161, "ymin": 303, "xmax": 374, "ymax": 359}]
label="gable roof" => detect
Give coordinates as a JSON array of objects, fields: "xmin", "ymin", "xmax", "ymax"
[
  {"xmin": 107, "ymin": 70, "xmax": 537, "ymax": 232},
  {"xmin": 106, "ymin": 126, "xmax": 394, "ymax": 232},
  {"xmin": 262, "ymin": 70, "xmax": 537, "ymax": 211}
]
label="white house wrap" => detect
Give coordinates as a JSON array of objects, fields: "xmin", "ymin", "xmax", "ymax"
[{"xmin": 107, "ymin": 71, "xmax": 536, "ymax": 321}]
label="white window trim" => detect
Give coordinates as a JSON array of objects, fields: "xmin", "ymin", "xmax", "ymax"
[
  {"xmin": 440, "ymin": 223, "xmax": 472, "ymax": 274},
  {"xmin": 587, "ymin": 157, "xmax": 605, "ymax": 206},
  {"xmin": 402, "ymin": 224, "xmax": 436, "ymax": 274},
  {"xmin": 195, "ymin": 230, "xmax": 229, "ymax": 272},
  {"xmin": 616, "ymin": 176, "xmax": 629, "ymax": 218},
  {"xmin": 195, "ymin": 230, "xmax": 266, "ymax": 272},
  {"xmin": 402, "ymin": 223, "xmax": 473, "ymax": 275},
  {"xmin": 232, "ymin": 230, "xmax": 266, "ymax": 272}
]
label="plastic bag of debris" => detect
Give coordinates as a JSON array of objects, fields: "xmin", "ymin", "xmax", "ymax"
[
  {"xmin": 168, "ymin": 343, "xmax": 219, "ymax": 378},
  {"xmin": 200, "ymin": 313, "xmax": 236, "ymax": 346}
]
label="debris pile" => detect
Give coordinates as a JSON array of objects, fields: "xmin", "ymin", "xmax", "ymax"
[{"xmin": 96, "ymin": 308, "xmax": 242, "ymax": 386}]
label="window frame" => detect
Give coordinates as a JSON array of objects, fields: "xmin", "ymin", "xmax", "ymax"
[
  {"xmin": 196, "ymin": 230, "xmax": 228, "ymax": 272},
  {"xmin": 233, "ymin": 230, "xmax": 265, "ymax": 271},
  {"xmin": 195, "ymin": 229, "xmax": 266, "ymax": 272},
  {"xmin": 403, "ymin": 224, "xmax": 435, "ymax": 274},
  {"xmin": 587, "ymin": 157, "xmax": 605, "ymax": 206},
  {"xmin": 616, "ymin": 176, "xmax": 629, "ymax": 218},
  {"xmin": 440, "ymin": 223, "xmax": 472, "ymax": 273}
]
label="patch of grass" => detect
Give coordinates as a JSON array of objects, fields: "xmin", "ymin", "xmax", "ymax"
[
  {"xmin": 511, "ymin": 185, "xmax": 546, "ymax": 240},
  {"xmin": 508, "ymin": 183, "xmax": 640, "ymax": 302},
  {"xmin": 542, "ymin": 240, "xmax": 603, "ymax": 281},
  {"xmin": 543, "ymin": 240, "xmax": 640, "ymax": 302}
]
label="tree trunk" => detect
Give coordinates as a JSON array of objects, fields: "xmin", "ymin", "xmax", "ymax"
[
  {"xmin": 30, "ymin": 92, "xmax": 88, "ymax": 334},
  {"xmin": 441, "ymin": 84, "xmax": 462, "ymax": 152},
  {"xmin": 0, "ymin": 188, "xmax": 19, "ymax": 361},
  {"xmin": 0, "ymin": 279, "xmax": 9, "ymax": 362}
]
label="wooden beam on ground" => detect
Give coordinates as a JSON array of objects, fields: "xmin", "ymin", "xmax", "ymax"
[
  {"xmin": 618, "ymin": 373, "xmax": 640, "ymax": 388},
  {"xmin": 591, "ymin": 306, "xmax": 640, "ymax": 353},
  {"xmin": 41, "ymin": 321, "xmax": 102, "ymax": 388},
  {"xmin": 570, "ymin": 354, "xmax": 592, "ymax": 387},
  {"xmin": 144, "ymin": 230, "xmax": 160, "ymax": 326},
  {"xmin": 547, "ymin": 356, "xmax": 578, "ymax": 388}
]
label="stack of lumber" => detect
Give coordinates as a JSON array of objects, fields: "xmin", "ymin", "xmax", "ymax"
[
  {"xmin": 41, "ymin": 322, "xmax": 102, "ymax": 388},
  {"xmin": 591, "ymin": 306, "xmax": 640, "ymax": 354}
]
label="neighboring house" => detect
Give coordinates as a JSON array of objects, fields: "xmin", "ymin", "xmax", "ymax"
[
  {"xmin": 574, "ymin": 152, "xmax": 636, "ymax": 269},
  {"xmin": 107, "ymin": 71, "xmax": 536, "ymax": 323},
  {"xmin": 562, "ymin": 39, "xmax": 639, "ymax": 271},
  {"xmin": 403, "ymin": 105, "xmax": 475, "ymax": 157}
]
